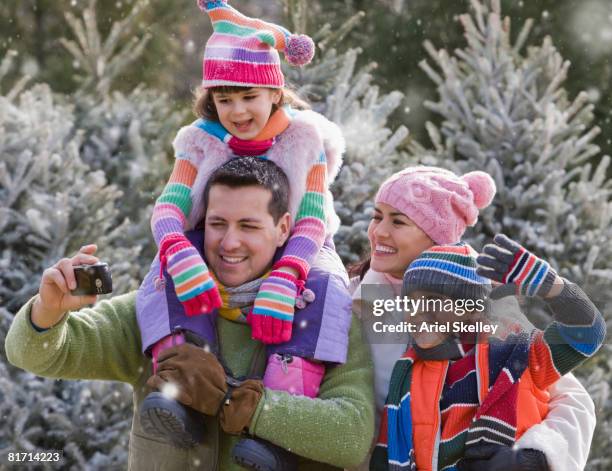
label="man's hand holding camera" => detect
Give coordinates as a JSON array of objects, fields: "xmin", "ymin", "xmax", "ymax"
[{"xmin": 32, "ymin": 244, "xmax": 102, "ymax": 329}]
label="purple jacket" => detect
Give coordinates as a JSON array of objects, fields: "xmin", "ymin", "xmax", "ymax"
[{"xmin": 136, "ymin": 229, "xmax": 352, "ymax": 364}]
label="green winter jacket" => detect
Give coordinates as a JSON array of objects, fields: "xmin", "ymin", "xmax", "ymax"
[{"xmin": 5, "ymin": 292, "xmax": 375, "ymax": 471}]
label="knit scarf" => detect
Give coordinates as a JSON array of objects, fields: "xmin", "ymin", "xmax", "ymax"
[
  {"xmin": 196, "ymin": 106, "xmax": 292, "ymax": 157},
  {"xmin": 370, "ymin": 334, "xmax": 530, "ymax": 471},
  {"xmin": 211, "ymin": 272, "xmax": 268, "ymax": 323}
]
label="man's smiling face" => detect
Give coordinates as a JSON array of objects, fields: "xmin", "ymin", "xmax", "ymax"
[{"xmin": 204, "ymin": 184, "xmax": 290, "ymax": 287}]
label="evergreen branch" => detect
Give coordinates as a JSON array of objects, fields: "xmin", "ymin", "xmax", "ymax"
[
  {"xmin": 84, "ymin": 0, "xmax": 102, "ymax": 58},
  {"xmin": 512, "ymin": 18, "xmax": 533, "ymax": 54},
  {"xmin": 59, "ymin": 38, "xmax": 91, "ymax": 74},
  {"xmin": 61, "ymin": 0, "xmax": 149, "ymax": 95},
  {"xmin": 318, "ymin": 11, "xmax": 365, "ymax": 52},
  {"xmin": 0, "ymin": 51, "xmax": 31, "ymax": 101}
]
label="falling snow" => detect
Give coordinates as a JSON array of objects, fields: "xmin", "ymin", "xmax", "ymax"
[{"xmin": 160, "ymin": 382, "xmax": 180, "ymax": 400}]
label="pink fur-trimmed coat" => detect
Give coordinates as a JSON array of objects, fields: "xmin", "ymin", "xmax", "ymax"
[{"xmin": 172, "ymin": 109, "xmax": 345, "ymax": 234}]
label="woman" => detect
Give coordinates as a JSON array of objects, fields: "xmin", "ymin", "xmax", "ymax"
[{"xmin": 349, "ymin": 166, "xmax": 596, "ymax": 471}]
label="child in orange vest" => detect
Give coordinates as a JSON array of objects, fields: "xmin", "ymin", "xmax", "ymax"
[{"xmin": 370, "ymin": 236, "xmax": 606, "ymax": 471}]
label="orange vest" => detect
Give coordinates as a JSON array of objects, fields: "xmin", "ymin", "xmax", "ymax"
[{"xmin": 410, "ymin": 343, "xmax": 550, "ymax": 471}]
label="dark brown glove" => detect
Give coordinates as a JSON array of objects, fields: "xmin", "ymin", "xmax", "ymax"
[
  {"xmin": 146, "ymin": 343, "xmax": 228, "ymax": 416},
  {"xmin": 219, "ymin": 378, "xmax": 265, "ymax": 435}
]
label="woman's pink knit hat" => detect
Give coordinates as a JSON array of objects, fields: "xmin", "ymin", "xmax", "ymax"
[
  {"xmin": 197, "ymin": 0, "xmax": 315, "ymax": 88},
  {"xmin": 375, "ymin": 166, "xmax": 496, "ymax": 244}
]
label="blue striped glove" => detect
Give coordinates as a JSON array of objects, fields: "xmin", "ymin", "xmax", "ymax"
[{"xmin": 476, "ymin": 234, "xmax": 557, "ymax": 299}]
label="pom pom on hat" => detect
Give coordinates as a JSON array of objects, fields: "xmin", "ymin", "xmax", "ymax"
[
  {"xmin": 285, "ymin": 34, "xmax": 315, "ymax": 66},
  {"xmin": 462, "ymin": 171, "xmax": 496, "ymax": 209}
]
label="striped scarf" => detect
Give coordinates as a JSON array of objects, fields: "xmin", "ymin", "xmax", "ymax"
[
  {"xmin": 370, "ymin": 334, "xmax": 530, "ymax": 471},
  {"xmin": 212, "ymin": 272, "xmax": 268, "ymax": 323},
  {"xmin": 193, "ymin": 106, "xmax": 293, "ymax": 157}
]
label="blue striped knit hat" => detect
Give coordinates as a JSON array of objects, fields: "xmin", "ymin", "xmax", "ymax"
[{"xmin": 403, "ymin": 243, "xmax": 491, "ymax": 302}]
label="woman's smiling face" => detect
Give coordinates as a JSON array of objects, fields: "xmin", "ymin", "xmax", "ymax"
[{"xmin": 367, "ymin": 202, "xmax": 434, "ymax": 279}]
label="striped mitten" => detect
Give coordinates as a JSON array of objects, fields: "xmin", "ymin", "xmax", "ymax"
[
  {"xmin": 476, "ymin": 234, "xmax": 557, "ymax": 299},
  {"xmin": 249, "ymin": 270, "xmax": 299, "ymax": 344},
  {"xmin": 161, "ymin": 235, "xmax": 222, "ymax": 316}
]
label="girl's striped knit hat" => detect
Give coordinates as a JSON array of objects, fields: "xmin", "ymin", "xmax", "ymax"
[
  {"xmin": 403, "ymin": 243, "xmax": 491, "ymax": 303},
  {"xmin": 197, "ymin": 1, "xmax": 315, "ymax": 88}
]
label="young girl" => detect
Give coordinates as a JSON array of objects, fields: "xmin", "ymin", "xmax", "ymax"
[
  {"xmin": 370, "ymin": 239, "xmax": 606, "ymax": 471},
  {"xmin": 151, "ymin": 0, "xmax": 344, "ymax": 343},
  {"xmin": 137, "ymin": 1, "xmax": 350, "ymax": 467},
  {"xmin": 350, "ymin": 166, "xmax": 598, "ymax": 471}
]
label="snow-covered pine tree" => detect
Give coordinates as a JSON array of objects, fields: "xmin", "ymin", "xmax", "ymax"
[
  {"xmin": 0, "ymin": 47, "xmax": 136, "ymax": 469},
  {"xmin": 0, "ymin": 59, "xmax": 132, "ymax": 314},
  {"xmin": 282, "ymin": 0, "xmax": 411, "ymax": 264},
  {"xmin": 408, "ymin": 0, "xmax": 612, "ymax": 467},
  {"xmin": 1, "ymin": 1, "xmax": 182, "ymax": 467}
]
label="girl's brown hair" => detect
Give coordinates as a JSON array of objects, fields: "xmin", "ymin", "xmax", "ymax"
[{"xmin": 193, "ymin": 85, "xmax": 311, "ymax": 121}]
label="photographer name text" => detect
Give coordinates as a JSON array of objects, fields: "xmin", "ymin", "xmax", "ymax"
[{"xmin": 371, "ymin": 320, "xmax": 498, "ymax": 335}]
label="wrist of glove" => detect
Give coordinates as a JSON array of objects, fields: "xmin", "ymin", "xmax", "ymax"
[
  {"xmin": 145, "ymin": 343, "xmax": 227, "ymax": 416},
  {"xmin": 159, "ymin": 235, "xmax": 221, "ymax": 315},
  {"xmin": 458, "ymin": 444, "xmax": 549, "ymax": 471},
  {"xmin": 219, "ymin": 378, "xmax": 265, "ymax": 435},
  {"xmin": 159, "ymin": 234, "xmax": 187, "ymax": 257},
  {"xmin": 273, "ymin": 258, "xmax": 308, "ymax": 281},
  {"xmin": 476, "ymin": 233, "xmax": 558, "ymax": 299}
]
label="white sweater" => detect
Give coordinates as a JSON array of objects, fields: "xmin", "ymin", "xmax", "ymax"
[{"xmin": 349, "ymin": 270, "xmax": 595, "ymax": 471}]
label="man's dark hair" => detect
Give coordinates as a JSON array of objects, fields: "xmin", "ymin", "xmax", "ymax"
[{"xmin": 203, "ymin": 157, "xmax": 290, "ymax": 223}]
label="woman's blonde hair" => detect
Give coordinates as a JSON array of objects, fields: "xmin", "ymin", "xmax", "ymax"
[{"xmin": 193, "ymin": 85, "xmax": 310, "ymax": 121}]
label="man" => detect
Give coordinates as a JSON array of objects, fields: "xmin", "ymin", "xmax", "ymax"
[{"xmin": 5, "ymin": 158, "xmax": 375, "ymax": 471}]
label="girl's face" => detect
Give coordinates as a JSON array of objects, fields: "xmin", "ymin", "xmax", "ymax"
[
  {"xmin": 367, "ymin": 202, "xmax": 434, "ymax": 279},
  {"xmin": 212, "ymin": 88, "xmax": 282, "ymax": 140}
]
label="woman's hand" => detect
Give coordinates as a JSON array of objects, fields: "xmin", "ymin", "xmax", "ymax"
[{"xmin": 31, "ymin": 244, "xmax": 100, "ymax": 329}]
